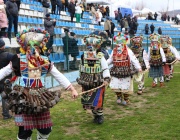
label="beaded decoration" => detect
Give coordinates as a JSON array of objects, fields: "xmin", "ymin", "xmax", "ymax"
[{"xmin": 16, "ymin": 28, "xmax": 50, "ymax": 54}]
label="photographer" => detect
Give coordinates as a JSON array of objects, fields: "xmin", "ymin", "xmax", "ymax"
[
  {"xmin": 44, "ymin": 13, "xmax": 56, "ymax": 53},
  {"xmin": 0, "ymin": 39, "xmax": 13, "ymax": 120}
]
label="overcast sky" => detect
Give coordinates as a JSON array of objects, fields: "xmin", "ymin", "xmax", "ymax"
[{"xmin": 114, "ymin": 0, "xmax": 180, "ymax": 11}]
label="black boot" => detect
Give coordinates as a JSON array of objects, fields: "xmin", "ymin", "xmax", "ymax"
[
  {"xmin": 93, "ymin": 115, "xmax": 98, "ymax": 123},
  {"xmin": 97, "ymin": 115, "xmax": 104, "ymax": 124}
]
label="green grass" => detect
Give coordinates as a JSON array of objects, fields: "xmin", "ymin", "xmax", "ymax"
[{"xmin": 1, "ymin": 64, "xmax": 180, "ymax": 140}]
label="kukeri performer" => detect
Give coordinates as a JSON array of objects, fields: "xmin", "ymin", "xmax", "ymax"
[
  {"xmin": 76, "ymin": 34, "xmax": 110, "ymax": 124},
  {"xmin": 148, "ymin": 33, "xmax": 166, "ymax": 87},
  {"xmin": 130, "ymin": 36, "xmax": 150, "ymax": 95},
  {"xmin": 161, "ymin": 36, "xmax": 176, "ymax": 82},
  {"xmin": 0, "ymin": 28, "xmax": 78, "ymax": 140},
  {"xmin": 167, "ymin": 36, "xmax": 180, "ymax": 78},
  {"xmin": 107, "ymin": 33, "xmax": 141, "ymax": 105}
]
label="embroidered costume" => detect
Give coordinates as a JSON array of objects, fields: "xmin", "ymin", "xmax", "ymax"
[
  {"xmin": 130, "ymin": 36, "xmax": 150, "ymax": 95},
  {"xmin": 0, "ymin": 28, "xmax": 78, "ymax": 140},
  {"xmin": 161, "ymin": 36, "xmax": 177, "ymax": 82},
  {"xmin": 167, "ymin": 36, "xmax": 180, "ymax": 78},
  {"xmin": 107, "ymin": 33, "xmax": 141, "ymax": 105},
  {"xmin": 77, "ymin": 34, "xmax": 110, "ymax": 124},
  {"xmin": 148, "ymin": 33, "xmax": 166, "ymax": 87}
]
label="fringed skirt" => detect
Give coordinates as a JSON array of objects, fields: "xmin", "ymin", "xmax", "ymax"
[
  {"xmin": 163, "ymin": 64, "xmax": 170, "ymax": 76},
  {"xmin": 149, "ymin": 66, "xmax": 164, "ymax": 78},
  {"xmin": 15, "ymin": 111, "xmax": 52, "ymax": 130}
]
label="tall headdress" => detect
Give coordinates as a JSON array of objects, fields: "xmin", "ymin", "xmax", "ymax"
[{"xmin": 16, "ymin": 28, "xmax": 50, "ymax": 54}]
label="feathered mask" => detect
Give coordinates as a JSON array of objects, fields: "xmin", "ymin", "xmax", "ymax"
[{"xmin": 16, "ymin": 28, "xmax": 50, "ymax": 54}]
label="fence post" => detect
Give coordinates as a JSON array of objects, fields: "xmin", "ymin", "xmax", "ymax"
[
  {"xmin": 65, "ymin": 31, "xmax": 69, "ymax": 72},
  {"xmin": 146, "ymin": 36, "xmax": 148, "ymax": 51}
]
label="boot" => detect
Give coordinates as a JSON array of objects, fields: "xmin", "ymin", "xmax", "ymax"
[
  {"xmin": 137, "ymin": 89, "xmax": 142, "ymax": 95},
  {"xmin": 17, "ymin": 136, "xmax": 31, "ymax": 140},
  {"xmin": 37, "ymin": 131, "xmax": 50, "ymax": 140},
  {"xmin": 160, "ymin": 82, "xmax": 164, "ymax": 87},
  {"xmin": 93, "ymin": 115, "xmax": 99, "ymax": 123},
  {"xmin": 152, "ymin": 82, "xmax": 157, "ymax": 88},
  {"xmin": 97, "ymin": 115, "xmax": 104, "ymax": 124}
]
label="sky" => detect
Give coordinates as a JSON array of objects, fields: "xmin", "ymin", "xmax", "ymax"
[{"xmin": 110, "ymin": 0, "xmax": 180, "ymax": 11}]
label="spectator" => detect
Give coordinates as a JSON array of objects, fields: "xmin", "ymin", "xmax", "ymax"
[
  {"xmin": 6, "ymin": 0, "xmax": 18, "ymax": 40},
  {"xmin": 124, "ymin": 13, "xmax": 127, "ymax": 18},
  {"xmin": 56, "ymin": 0, "xmax": 62, "ymax": 15},
  {"xmin": 168, "ymin": 15, "xmax": 170, "ymax": 21},
  {"xmin": 105, "ymin": 6, "xmax": 109, "ymax": 17},
  {"xmin": 127, "ymin": 14, "xmax": 131, "ymax": 26},
  {"xmin": 79, "ymin": 2, "xmax": 84, "ymax": 18},
  {"xmin": 90, "ymin": 5, "xmax": 96, "ymax": 20},
  {"xmin": 154, "ymin": 12, "xmax": 158, "ymax": 20},
  {"xmin": 145, "ymin": 24, "xmax": 149, "ymax": 35},
  {"xmin": 148, "ymin": 13, "xmax": 153, "ymax": 20},
  {"xmin": 64, "ymin": 0, "xmax": 69, "ymax": 11},
  {"xmin": 114, "ymin": 10, "xmax": 118, "ymax": 20},
  {"xmin": 82, "ymin": 0, "xmax": 86, "ymax": 11},
  {"xmin": 61, "ymin": 0, "xmax": 65, "ymax": 11},
  {"xmin": 15, "ymin": 0, "xmax": 21, "ymax": 11},
  {"xmin": 0, "ymin": 39, "xmax": 13, "ymax": 120},
  {"xmin": 44, "ymin": 13, "xmax": 56, "ymax": 52},
  {"xmin": 158, "ymin": 27, "xmax": 162, "ymax": 35},
  {"xmin": 50, "ymin": 0, "xmax": 56, "ymax": 14},
  {"xmin": 69, "ymin": 32, "xmax": 79, "ymax": 70},
  {"xmin": 124, "ymin": 18, "xmax": 129, "ymax": 31},
  {"xmin": 42, "ymin": 0, "xmax": 50, "ymax": 17},
  {"xmin": 95, "ymin": 9, "xmax": 102, "ymax": 25},
  {"xmin": 75, "ymin": 3, "xmax": 82, "ymax": 23},
  {"xmin": 104, "ymin": 17, "xmax": 111, "ymax": 37},
  {"xmin": 150, "ymin": 23, "xmax": 155, "ymax": 34},
  {"xmin": 68, "ymin": 0, "xmax": 75, "ymax": 22},
  {"xmin": 62, "ymin": 27, "xmax": 71, "ymax": 71},
  {"xmin": 0, "ymin": 0, "xmax": 8, "ymax": 38},
  {"xmin": 110, "ymin": 19, "xmax": 115, "ymax": 37},
  {"xmin": 120, "ymin": 18, "xmax": 125, "ymax": 31},
  {"xmin": 117, "ymin": 11, "xmax": 122, "ymax": 23}
]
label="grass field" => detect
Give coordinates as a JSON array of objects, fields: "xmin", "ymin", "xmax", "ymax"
[{"xmin": 0, "ymin": 63, "xmax": 180, "ymax": 140}]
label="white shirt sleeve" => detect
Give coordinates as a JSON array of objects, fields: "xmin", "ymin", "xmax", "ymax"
[
  {"xmin": 170, "ymin": 46, "xmax": 180, "ymax": 60},
  {"xmin": 50, "ymin": 65, "xmax": 71, "ymax": 90},
  {"xmin": 107, "ymin": 50, "xmax": 113, "ymax": 65},
  {"xmin": 0, "ymin": 63, "xmax": 13, "ymax": 81},
  {"xmin": 143, "ymin": 50, "xmax": 150, "ymax": 68},
  {"xmin": 160, "ymin": 47, "xmax": 166, "ymax": 62},
  {"xmin": 101, "ymin": 56, "xmax": 110, "ymax": 78},
  {"xmin": 128, "ymin": 48, "xmax": 141, "ymax": 70}
]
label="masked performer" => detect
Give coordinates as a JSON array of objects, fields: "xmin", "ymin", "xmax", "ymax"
[
  {"xmin": 130, "ymin": 36, "xmax": 150, "ymax": 95},
  {"xmin": 0, "ymin": 28, "xmax": 78, "ymax": 140},
  {"xmin": 107, "ymin": 33, "xmax": 141, "ymax": 105},
  {"xmin": 76, "ymin": 34, "xmax": 110, "ymax": 124},
  {"xmin": 148, "ymin": 33, "xmax": 166, "ymax": 87},
  {"xmin": 161, "ymin": 36, "xmax": 177, "ymax": 81},
  {"xmin": 167, "ymin": 36, "xmax": 180, "ymax": 78}
]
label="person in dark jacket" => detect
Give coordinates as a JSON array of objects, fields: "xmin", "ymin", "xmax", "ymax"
[
  {"xmin": 15, "ymin": 0, "xmax": 21, "ymax": 11},
  {"xmin": 69, "ymin": 32, "xmax": 79, "ymax": 70},
  {"xmin": 150, "ymin": 23, "xmax": 155, "ymax": 34},
  {"xmin": 105, "ymin": 6, "xmax": 109, "ymax": 17},
  {"xmin": 44, "ymin": 13, "xmax": 56, "ymax": 52},
  {"xmin": 50, "ymin": 0, "xmax": 56, "ymax": 14},
  {"xmin": 56, "ymin": 0, "xmax": 62, "ymax": 15},
  {"xmin": 68, "ymin": 0, "xmax": 75, "ymax": 22},
  {"xmin": 110, "ymin": 19, "xmax": 115, "ymax": 37},
  {"xmin": 145, "ymin": 24, "xmax": 149, "ymax": 35},
  {"xmin": 62, "ymin": 27, "xmax": 72, "ymax": 71},
  {"xmin": 158, "ymin": 27, "xmax": 162, "ymax": 35},
  {"xmin": 154, "ymin": 12, "xmax": 158, "ymax": 20},
  {"xmin": 0, "ymin": 39, "xmax": 13, "ymax": 120},
  {"xmin": 6, "ymin": 0, "xmax": 18, "ymax": 40},
  {"xmin": 42, "ymin": 0, "xmax": 49, "ymax": 17}
]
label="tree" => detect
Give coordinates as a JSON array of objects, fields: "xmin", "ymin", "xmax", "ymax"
[{"xmin": 133, "ymin": 0, "xmax": 146, "ymax": 10}]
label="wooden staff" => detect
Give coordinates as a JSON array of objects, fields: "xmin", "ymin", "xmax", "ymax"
[
  {"xmin": 79, "ymin": 84, "xmax": 105, "ymax": 95},
  {"xmin": 166, "ymin": 59, "xmax": 177, "ymax": 65}
]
